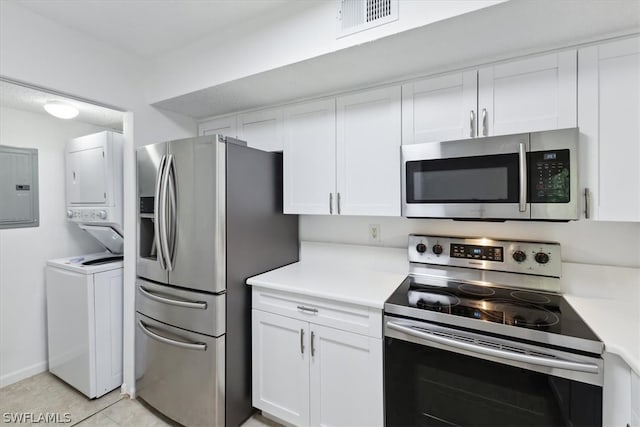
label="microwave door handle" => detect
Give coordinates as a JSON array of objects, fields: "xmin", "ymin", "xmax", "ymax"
[
  {"xmin": 518, "ymin": 141, "xmax": 527, "ymax": 212},
  {"xmin": 154, "ymin": 155, "xmax": 167, "ymax": 270}
]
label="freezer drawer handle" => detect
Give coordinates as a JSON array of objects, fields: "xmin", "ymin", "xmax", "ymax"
[
  {"xmin": 138, "ymin": 286, "xmax": 207, "ymax": 310},
  {"xmin": 138, "ymin": 320, "xmax": 207, "ymax": 351}
]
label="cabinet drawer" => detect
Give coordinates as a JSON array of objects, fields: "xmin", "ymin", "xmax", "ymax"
[
  {"xmin": 252, "ymin": 287, "xmax": 382, "ymax": 338},
  {"xmin": 136, "ymin": 279, "xmax": 225, "ymax": 337}
]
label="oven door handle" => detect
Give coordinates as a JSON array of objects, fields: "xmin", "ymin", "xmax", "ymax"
[{"xmin": 386, "ymin": 321, "xmax": 599, "ymax": 374}]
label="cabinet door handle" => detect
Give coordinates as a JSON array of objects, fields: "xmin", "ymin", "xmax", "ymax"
[
  {"xmin": 311, "ymin": 331, "xmax": 316, "ymax": 357},
  {"xmin": 470, "ymin": 110, "xmax": 476, "ymax": 138},
  {"xmin": 584, "ymin": 188, "xmax": 590, "ymax": 219},
  {"xmin": 329, "ymin": 193, "xmax": 333, "ymax": 215},
  {"xmin": 300, "ymin": 329, "xmax": 305, "ymax": 354},
  {"xmin": 482, "ymin": 108, "xmax": 488, "ymax": 136},
  {"xmin": 337, "ymin": 192, "xmax": 341, "ymax": 215}
]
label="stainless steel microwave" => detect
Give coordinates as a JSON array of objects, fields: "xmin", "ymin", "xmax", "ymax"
[{"xmin": 401, "ymin": 128, "xmax": 579, "ymax": 221}]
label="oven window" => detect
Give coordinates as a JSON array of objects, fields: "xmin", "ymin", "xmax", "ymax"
[
  {"xmin": 385, "ymin": 337, "xmax": 602, "ymax": 427},
  {"xmin": 406, "ymin": 153, "xmax": 520, "ymax": 204}
]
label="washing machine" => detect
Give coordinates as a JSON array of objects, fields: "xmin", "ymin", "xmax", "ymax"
[{"xmin": 46, "ymin": 252, "xmax": 123, "ymax": 398}]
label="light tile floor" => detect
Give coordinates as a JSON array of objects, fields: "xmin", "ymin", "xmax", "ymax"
[{"xmin": 0, "ymin": 373, "xmax": 279, "ymax": 427}]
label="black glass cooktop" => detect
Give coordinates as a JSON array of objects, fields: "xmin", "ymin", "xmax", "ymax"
[{"xmin": 385, "ymin": 275, "xmax": 601, "ymax": 347}]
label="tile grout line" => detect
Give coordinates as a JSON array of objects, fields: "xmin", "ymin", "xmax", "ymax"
[{"xmin": 69, "ymin": 394, "xmax": 127, "ymax": 426}]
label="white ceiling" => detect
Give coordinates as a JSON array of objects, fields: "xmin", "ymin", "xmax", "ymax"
[
  {"xmin": 14, "ymin": 0, "xmax": 294, "ymax": 58},
  {"xmin": 0, "ymin": 80, "xmax": 125, "ymax": 130}
]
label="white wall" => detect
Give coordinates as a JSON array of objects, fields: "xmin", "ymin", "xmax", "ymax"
[
  {"xmin": 145, "ymin": 0, "xmax": 503, "ymax": 103},
  {"xmin": 0, "ymin": 106, "xmax": 108, "ymax": 386},
  {"xmin": 0, "ymin": 1, "xmax": 197, "ymax": 395},
  {"xmin": 300, "ymin": 216, "xmax": 640, "ymax": 268}
]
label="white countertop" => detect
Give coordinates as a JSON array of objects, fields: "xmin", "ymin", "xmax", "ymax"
[
  {"xmin": 562, "ymin": 263, "xmax": 640, "ymax": 375},
  {"xmin": 247, "ymin": 241, "xmax": 407, "ymax": 309},
  {"xmin": 248, "ymin": 242, "xmax": 640, "ymax": 373}
]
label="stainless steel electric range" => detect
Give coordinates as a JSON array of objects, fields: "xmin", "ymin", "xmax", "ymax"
[{"xmin": 384, "ymin": 235, "xmax": 604, "ymax": 427}]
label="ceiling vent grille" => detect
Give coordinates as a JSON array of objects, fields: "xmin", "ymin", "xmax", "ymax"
[{"xmin": 337, "ymin": 0, "xmax": 398, "ymax": 38}]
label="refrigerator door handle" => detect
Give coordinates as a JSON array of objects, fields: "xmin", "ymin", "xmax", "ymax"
[
  {"xmin": 154, "ymin": 155, "xmax": 167, "ymax": 271},
  {"xmin": 167, "ymin": 157, "xmax": 177, "ymax": 270},
  {"xmin": 160, "ymin": 154, "xmax": 175, "ymax": 271}
]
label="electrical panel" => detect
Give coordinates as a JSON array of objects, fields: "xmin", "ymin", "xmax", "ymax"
[{"xmin": 0, "ymin": 145, "xmax": 39, "ymax": 229}]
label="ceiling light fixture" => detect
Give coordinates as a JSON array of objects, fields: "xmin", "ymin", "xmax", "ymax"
[{"xmin": 44, "ymin": 101, "xmax": 79, "ymax": 119}]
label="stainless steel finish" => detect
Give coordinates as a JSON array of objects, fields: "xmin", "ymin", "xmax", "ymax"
[
  {"xmin": 166, "ymin": 156, "xmax": 177, "ymax": 270},
  {"xmin": 337, "ymin": 192, "xmax": 341, "ymax": 214},
  {"xmin": 402, "ymin": 132, "xmax": 530, "ymax": 219},
  {"xmin": 154, "ymin": 155, "xmax": 166, "ymax": 270},
  {"xmin": 481, "ymin": 108, "xmax": 488, "ymax": 136},
  {"xmin": 159, "ymin": 154, "xmax": 173, "ymax": 271},
  {"xmin": 136, "ymin": 279, "xmax": 225, "ymax": 337},
  {"xmin": 311, "ymin": 331, "xmax": 316, "ymax": 356},
  {"xmin": 518, "ymin": 141, "xmax": 527, "ymax": 212},
  {"xmin": 584, "ymin": 187, "xmax": 590, "ymax": 219},
  {"xmin": 136, "ymin": 142, "xmax": 169, "ymax": 284},
  {"xmin": 138, "ymin": 319, "xmax": 206, "ymax": 351},
  {"xmin": 387, "ymin": 321, "xmax": 599, "ymax": 374},
  {"xmin": 297, "ymin": 305, "xmax": 318, "ymax": 314},
  {"xmin": 329, "ymin": 193, "xmax": 333, "ymax": 214},
  {"xmin": 385, "ymin": 316, "xmax": 603, "ymax": 387},
  {"xmin": 529, "ymin": 128, "xmax": 579, "ymax": 220},
  {"xmin": 135, "ymin": 313, "xmax": 225, "ymax": 427},
  {"xmin": 138, "ymin": 285, "xmax": 207, "ymax": 310},
  {"xmin": 407, "ymin": 235, "xmax": 562, "ymax": 278},
  {"xmin": 470, "ymin": 110, "xmax": 476, "ymax": 138},
  {"xmin": 300, "ymin": 329, "xmax": 305, "ymax": 354}
]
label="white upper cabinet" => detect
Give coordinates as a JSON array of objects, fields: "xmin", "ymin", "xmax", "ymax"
[
  {"xmin": 336, "ymin": 86, "xmax": 401, "ymax": 216},
  {"xmin": 478, "ymin": 50, "xmax": 577, "ymax": 137},
  {"xmin": 579, "ymin": 36, "xmax": 640, "ymax": 222},
  {"xmin": 283, "ymin": 99, "xmax": 336, "ymax": 215},
  {"xmin": 402, "ymin": 71, "xmax": 477, "ymax": 144},
  {"xmin": 198, "ymin": 115, "xmax": 238, "ymax": 138},
  {"xmin": 238, "ymin": 108, "xmax": 284, "ymax": 152}
]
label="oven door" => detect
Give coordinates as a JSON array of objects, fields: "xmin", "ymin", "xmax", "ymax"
[
  {"xmin": 402, "ymin": 133, "xmax": 530, "ymax": 219},
  {"xmin": 384, "ymin": 317, "xmax": 603, "ymax": 427}
]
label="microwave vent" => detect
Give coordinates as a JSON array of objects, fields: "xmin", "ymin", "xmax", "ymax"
[{"xmin": 337, "ymin": 0, "xmax": 398, "ymax": 38}]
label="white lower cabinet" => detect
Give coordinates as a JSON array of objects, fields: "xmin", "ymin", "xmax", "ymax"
[
  {"xmin": 603, "ymin": 352, "xmax": 632, "ymax": 427},
  {"xmin": 252, "ymin": 288, "xmax": 383, "ymax": 427}
]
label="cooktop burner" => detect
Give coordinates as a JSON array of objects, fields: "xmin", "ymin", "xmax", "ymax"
[{"xmin": 384, "ymin": 234, "xmax": 603, "ymax": 355}]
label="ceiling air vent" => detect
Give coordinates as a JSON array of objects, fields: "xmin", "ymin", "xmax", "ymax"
[{"xmin": 337, "ymin": 0, "xmax": 398, "ymax": 38}]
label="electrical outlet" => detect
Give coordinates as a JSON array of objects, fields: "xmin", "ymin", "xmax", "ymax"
[{"xmin": 369, "ymin": 224, "xmax": 381, "ymax": 243}]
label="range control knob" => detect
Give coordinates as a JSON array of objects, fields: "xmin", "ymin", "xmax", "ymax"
[
  {"xmin": 535, "ymin": 252, "xmax": 550, "ymax": 264},
  {"xmin": 512, "ymin": 250, "xmax": 527, "ymax": 263},
  {"xmin": 66, "ymin": 210, "xmax": 73, "ymax": 219},
  {"xmin": 98, "ymin": 210, "xmax": 108, "ymax": 219},
  {"xmin": 432, "ymin": 244, "xmax": 443, "ymax": 255},
  {"xmin": 416, "ymin": 243, "xmax": 427, "ymax": 254}
]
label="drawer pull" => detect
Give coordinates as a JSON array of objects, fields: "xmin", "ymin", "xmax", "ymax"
[
  {"xmin": 139, "ymin": 286, "xmax": 207, "ymax": 310},
  {"xmin": 138, "ymin": 320, "xmax": 207, "ymax": 351},
  {"xmin": 297, "ymin": 305, "xmax": 318, "ymax": 314},
  {"xmin": 300, "ymin": 329, "xmax": 305, "ymax": 354}
]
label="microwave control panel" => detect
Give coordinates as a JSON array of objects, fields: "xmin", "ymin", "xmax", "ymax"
[{"xmin": 529, "ymin": 149, "xmax": 570, "ymax": 203}]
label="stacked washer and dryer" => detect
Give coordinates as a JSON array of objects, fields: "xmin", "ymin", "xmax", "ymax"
[{"xmin": 45, "ymin": 131, "xmax": 125, "ymax": 399}]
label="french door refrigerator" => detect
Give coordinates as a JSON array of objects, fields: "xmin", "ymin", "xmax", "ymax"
[{"xmin": 135, "ymin": 135, "xmax": 298, "ymax": 426}]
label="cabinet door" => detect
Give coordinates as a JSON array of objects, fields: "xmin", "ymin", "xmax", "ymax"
[
  {"xmin": 252, "ymin": 310, "xmax": 310, "ymax": 426},
  {"xmin": 478, "ymin": 51, "xmax": 577, "ymax": 137},
  {"xmin": 579, "ymin": 37, "xmax": 640, "ymax": 221},
  {"xmin": 337, "ymin": 86, "xmax": 401, "ymax": 216},
  {"xmin": 283, "ymin": 99, "xmax": 336, "ymax": 214},
  {"xmin": 238, "ymin": 108, "xmax": 283, "ymax": 152},
  {"xmin": 402, "ymin": 71, "xmax": 477, "ymax": 144},
  {"xmin": 603, "ymin": 352, "xmax": 632, "ymax": 427},
  {"xmin": 309, "ymin": 325, "xmax": 383, "ymax": 427},
  {"xmin": 198, "ymin": 115, "xmax": 237, "ymax": 138}
]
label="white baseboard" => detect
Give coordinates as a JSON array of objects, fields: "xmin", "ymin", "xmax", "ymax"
[
  {"xmin": 0, "ymin": 361, "xmax": 48, "ymax": 388},
  {"xmin": 121, "ymin": 382, "xmax": 135, "ymax": 398}
]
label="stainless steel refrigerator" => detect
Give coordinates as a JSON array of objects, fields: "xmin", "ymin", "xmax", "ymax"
[{"xmin": 135, "ymin": 135, "xmax": 298, "ymax": 427}]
